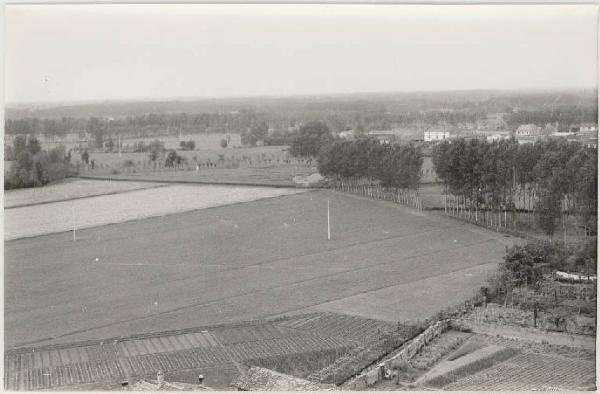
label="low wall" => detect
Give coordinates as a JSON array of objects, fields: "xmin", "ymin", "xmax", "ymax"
[{"xmin": 343, "ymin": 320, "xmax": 449, "ymax": 389}]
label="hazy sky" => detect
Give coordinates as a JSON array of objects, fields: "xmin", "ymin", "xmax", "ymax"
[{"xmin": 5, "ymin": 4, "xmax": 599, "ymax": 104}]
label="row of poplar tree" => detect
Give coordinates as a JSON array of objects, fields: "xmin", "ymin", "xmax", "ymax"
[
  {"xmin": 431, "ymin": 138, "xmax": 597, "ymax": 237},
  {"xmin": 317, "ymin": 138, "xmax": 423, "ymax": 190}
]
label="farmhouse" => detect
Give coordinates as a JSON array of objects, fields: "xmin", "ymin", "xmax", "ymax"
[
  {"xmin": 338, "ymin": 130, "xmax": 355, "ymax": 139},
  {"xmin": 367, "ymin": 130, "xmax": 397, "ymax": 144},
  {"xmin": 515, "ymin": 124, "xmax": 542, "ymax": 137},
  {"xmin": 424, "ymin": 129, "xmax": 450, "ymax": 142},
  {"xmin": 571, "ymin": 123, "xmax": 598, "ymax": 133},
  {"xmin": 485, "ymin": 131, "xmax": 511, "ymax": 142}
]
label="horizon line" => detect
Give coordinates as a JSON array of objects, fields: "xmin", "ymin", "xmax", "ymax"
[{"xmin": 6, "ymin": 86, "xmax": 599, "ymax": 108}]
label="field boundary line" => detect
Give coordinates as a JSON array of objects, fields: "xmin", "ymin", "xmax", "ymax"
[
  {"xmin": 4, "ymin": 183, "xmax": 170, "ymax": 210},
  {"xmin": 265, "ymin": 263, "xmax": 496, "ymax": 323},
  {"xmin": 79, "ymin": 175, "xmax": 318, "ymax": 189}
]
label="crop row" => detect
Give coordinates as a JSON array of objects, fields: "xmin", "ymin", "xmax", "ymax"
[
  {"xmin": 445, "ymin": 353, "xmax": 596, "ymax": 390},
  {"xmin": 4, "ymin": 359, "xmax": 124, "ymax": 391},
  {"xmin": 276, "ymin": 312, "xmax": 397, "ymax": 343},
  {"xmin": 212, "ymin": 323, "xmax": 296, "ymax": 345},
  {"xmin": 121, "ymin": 347, "xmax": 231, "ymax": 378},
  {"xmin": 410, "ymin": 332, "xmax": 470, "ymax": 370},
  {"xmin": 225, "ymin": 334, "xmax": 352, "ymax": 362}
]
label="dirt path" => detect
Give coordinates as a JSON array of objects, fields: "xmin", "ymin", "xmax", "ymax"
[{"xmin": 460, "ymin": 322, "xmax": 596, "ymax": 350}]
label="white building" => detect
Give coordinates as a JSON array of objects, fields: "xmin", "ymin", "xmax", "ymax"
[
  {"xmin": 579, "ymin": 124, "xmax": 598, "ymax": 133},
  {"xmin": 486, "ymin": 131, "xmax": 511, "ymax": 142},
  {"xmin": 515, "ymin": 124, "xmax": 542, "ymax": 137},
  {"xmin": 338, "ymin": 130, "xmax": 355, "ymax": 139},
  {"xmin": 424, "ymin": 130, "xmax": 450, "ymax": 142}
]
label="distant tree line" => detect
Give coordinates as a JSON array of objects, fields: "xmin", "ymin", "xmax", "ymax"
[
  {"xmin": 432, "ymin": 138, "xmax": 597, "ymax": 237},
  {"xmin": 4, "ymin": 135, "xmax": 75, "ymax": 190},
  {"xmin": 505, "ymin": 106, "xmax": 597, "ymax": 131}
]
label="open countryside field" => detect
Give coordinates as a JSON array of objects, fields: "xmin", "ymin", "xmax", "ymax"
[
  {"xmin": 4, "ymin": 179, "xmax": 165, "ymax": 208},
  {"xmin": 5, "ymin": 190, "xmax": 517, "ymax": 349},
  {"xmin": 79, "ymin": 146, "xmax": 294, "ymax": 169},
  {"xmin": 7, "ymin": 132, "xmax": 243, "ymax": 152},
  {"xmin": 5, "ymin": 184, "xmax": 304, "ymax": 240},
  {"xmin": 88, "ymin": 166, "xmax": 318, "ymax": 187}
]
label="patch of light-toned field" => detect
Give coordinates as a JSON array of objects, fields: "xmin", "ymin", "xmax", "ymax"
[
  {"xmin": 4, "ymin": 185, "xmax": 305, "ymax": 240},
  {"xmin": 4, "ymin": 179, "xmax": 165, "ymax": 208}
]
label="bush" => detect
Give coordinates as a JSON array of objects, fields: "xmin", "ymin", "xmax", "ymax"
[
  {"xmin": 4, "ymin": 138, "xmax": 74, "ymax": 190},
  {"xmin": 179, "ymin": 140, "xmax": 196, "ymax": 150}
]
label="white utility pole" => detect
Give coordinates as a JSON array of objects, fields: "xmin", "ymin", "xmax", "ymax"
[
  {"xmin": 327, "ymin": 199, "xmax": 331, "ymax": 241},
  {"xmin": 72, "ymin": 202, "xmax": 76, "ymax": 241}
]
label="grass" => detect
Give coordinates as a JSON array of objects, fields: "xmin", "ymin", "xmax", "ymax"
[
  {"xmin": 86, "ymin": 165, "xmax": 318, "ymax": 187},
  {"xmin": 80, "ymin": 146, "xmax": 299, "ymax": 170},
  {"xmin": 5, "ymin": 190, "xmax": 516, "ymax": 349}
]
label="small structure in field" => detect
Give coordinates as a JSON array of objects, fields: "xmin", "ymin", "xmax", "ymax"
[{"xmin": 231, "ymin": 367, "xmax": 337, "ymax": 391}]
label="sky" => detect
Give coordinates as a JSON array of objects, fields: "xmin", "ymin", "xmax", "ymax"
[{"xmin": 4, "ymin": 4, "xmax": 599, "ymax": 104}]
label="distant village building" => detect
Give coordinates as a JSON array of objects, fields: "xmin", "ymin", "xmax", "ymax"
[
  {"xmin": 424, "ymin": 130, "xmax": 450, "ymax": 142},
  {"xmin": 367, "ymin": 130, "xmax": 396, "ymax": 145},
  {"xmin": 338, "ymin": 130, "xmax": 355, "ymax": 139},
  {"xmin": 485, "ymin": 131, "xmax": 511, "ymax": 142},
  {"xmin": 571, "ymin": 123, "xmax": 598, "ymax": 133},
  {"xmin": 515, "ymin": 124, "xmax": 543, "ymax": 137}
]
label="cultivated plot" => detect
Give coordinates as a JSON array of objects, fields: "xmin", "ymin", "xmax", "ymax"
[
  {"xmin": 5, "ymin": 190, "xmax": 516, "ymax": 349},
  {"xmin": 4, "ymin": 179, "xmax": 165, "ymax": 208},
  {"xmin": 4, "ymin": 184, "xmax": 305, "ymax": 240}
]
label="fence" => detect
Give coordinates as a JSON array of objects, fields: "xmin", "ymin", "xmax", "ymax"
[
  {"xmin": 330, "ymin": 178, "xmax": 423, "ymax": 211},
  {"xmin": 441, "ymin": 193, "xmax": 592, "ymax": 242}
]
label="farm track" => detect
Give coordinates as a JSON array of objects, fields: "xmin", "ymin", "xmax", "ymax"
[{"xmin": 4, "ymin": 312, "xmax": 395, "ymax": 390}]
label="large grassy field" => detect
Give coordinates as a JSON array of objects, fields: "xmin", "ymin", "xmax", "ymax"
[
  {"xmin": 5, "ymin": 190, "xmax": 517, "ymax": 349},
  {"xmin": 5, "ymin": 184, "xmax": 304, "ymax": 240}
]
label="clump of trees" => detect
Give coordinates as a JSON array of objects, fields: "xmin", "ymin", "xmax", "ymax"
[
  {"xmin": 179, "ymin": 140, "xmax": 195, "ymax": 150},
  {"xmin": 165, "ymin": 150, "xmax": 185, "ymax": 168},
  {"xmin": 148, "ymin": 140, "xmax": 166, "ymax": 169},
  {"xmin": 289, "ymin": 121, "xmax": 334, "ymax": 157},
  {"xmin": 4, "ymin": 135, "xmax": 74, "ymax": 190},
  {"xmin": 318, "ymin": 138, "xmax": 423, "ymax": 190},
  {"xmin": 241, "ymin": 121, "xmax": 268, "ymax": 147},
  {"xmin": 490, "ymin": 239, "xmax": 596, "ymax": 310},
  {"xmin": 432, "ymin": 138, "xmax": 597, "ymax": 238}
]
